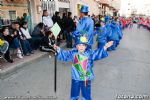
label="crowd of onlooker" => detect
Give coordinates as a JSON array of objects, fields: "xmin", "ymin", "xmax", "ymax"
[
  {"xmin": 0, "ymin": 10, "xmax": 76, "ymax": 65},
  {"xmin": 0, "ymin": 21, "xmax": 34, "ymax": 63}
]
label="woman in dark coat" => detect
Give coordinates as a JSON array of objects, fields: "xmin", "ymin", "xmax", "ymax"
[{"xmin": 66, "ymin": 12, "xmax": 76, "ymax": 48}]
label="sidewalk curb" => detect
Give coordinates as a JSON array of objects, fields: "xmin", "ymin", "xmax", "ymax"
[
  {"xmin": 0, "ymin": 42, "xmax": 66, "ymax": 79},
  {"xmin": 0, "ymin": 52, "xmax": 48, "ymax": 79}
]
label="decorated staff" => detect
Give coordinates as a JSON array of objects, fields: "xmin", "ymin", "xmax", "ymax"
[{"xmin": 50, "ymin": 22, "xmax": 61, "ymax": 93}]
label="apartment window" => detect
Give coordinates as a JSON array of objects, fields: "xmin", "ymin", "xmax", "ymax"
[
  {"xmin": 9, "ymin": 10, "xmax": 16, "ymax": 20},
  {"xmin": 41, "ymin": 0, "xmax": 56, "ymax": 16},
  {"xmin": 0, "ymin": 1, "xmax": 2, "ymax": 5},
  {"xmin": 0, "ymin": 0, "xmax": 31, "ymax": 29}
]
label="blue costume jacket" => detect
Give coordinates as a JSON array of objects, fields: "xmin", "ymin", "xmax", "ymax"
[
  {"xmin": 72, "ymin": 16, "xmax": 94, "ymax": 46},
  {"xmin": 95, "ymin": 26, "xmax": 107, "ymax": 44},
  {"xmin": 105, "ymin": 22, "xmax": 112, "ymax": 41},
  {"xmin": 118, "ymin": 22, "xmax": 123, "ymax": 40},
  {"xmin": 56, "ymin": 48, "xmax": 108, "ymax": 81},
  {"xmin": 110, "ymin": 21, "xmax": 122, "ymax": 41}
]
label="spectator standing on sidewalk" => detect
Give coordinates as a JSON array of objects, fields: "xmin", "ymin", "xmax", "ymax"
[
  {"xmin": 66, "ymin": 12, "xmax": 76, "ymax": 48},
  {"xmin": 73, "ymin": 16, "xmax": 79, "ymax": 25},
  {"xmin": 21, "ymin": 13, "xmax": 32, "ymax": 33},
  {"xmin": 61, "ymin": 12, "xmax": 68, "ymax": 40},
  {"xmin": 52, "ymin": 11, "xmax": 62, "ymax": 45},
  {"xmin": 42, "ymin": 10, "xmax": 54, "ymax": 32}
]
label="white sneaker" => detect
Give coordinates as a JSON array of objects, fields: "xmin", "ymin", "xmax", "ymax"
[
  {"xmin": 17, "ymin": 53, "xmax": 23, "ymax": 59},
  {"xmin": 17, "ymin": 50, "xmax": 23, "ymax": 59}
]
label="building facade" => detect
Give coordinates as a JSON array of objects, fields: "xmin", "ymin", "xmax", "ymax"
[
  {"xmin": 0, "ymin": 0, "xmax": 30, "ymax": 27},
  {"xmin": 110, "ymin": 0, "xmax": 121, "ymax": 16},
  {"xmin": 1, "ymin": 0, "xmax": 122, "ymax": 29},
  {"xmin": 70, "ymin": 0, "xmax": 100, "ymax": 17},
  {"xmin": 0, "ymin": 0, "xmax": 71, "ymax": 29},
  {"xmin": 95, "ymin": 0, "xmax": 121, "ymax": 16},
  {"xmin": 0, "ymin": 0, "xmax": 101, "ymax": 29}
]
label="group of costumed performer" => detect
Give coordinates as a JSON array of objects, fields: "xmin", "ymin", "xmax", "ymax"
[
  {"xmin": 137, "ymin": 17, "xmax": 150, "ymax": 31},
  {"xmin": 95, "ymin": 16, "xmax": 123, "ymax": 51}
]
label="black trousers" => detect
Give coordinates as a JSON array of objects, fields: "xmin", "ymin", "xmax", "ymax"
[{"xmin": 4, "ymin": 49, "xmax": 11, "ymax": 60}]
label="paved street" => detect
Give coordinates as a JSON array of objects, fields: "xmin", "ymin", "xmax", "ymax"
[{"xmin": 0, "ymin": 25, "xmax": 150, "ymax": 100}]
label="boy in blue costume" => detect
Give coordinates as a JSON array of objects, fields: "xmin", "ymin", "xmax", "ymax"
[
  {"xmin": 95, "ymin": 18, "xmax": 108, "ymax": 49},
  {"xmin": 72, "ymin": 5, "xmax": 94, "ymax": 49},
  {"xmin": 108, "ymin": 18, "xmax": 122, "ymax": 51},
  {"xmin": 54, "ymin": 36, "xmax": 113, "ymax": 100},
  {"xmin": 105, "ymin": 16, "xmax": 113, "ymax": 42},
  {"xmin": 116, "ymin": 20, "xmax": 123, "ymax": 47}
]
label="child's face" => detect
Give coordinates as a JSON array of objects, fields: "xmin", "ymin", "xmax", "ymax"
[
  {"xmin": 76, "ymin": 44, "xmax": 87, "ymax": 53},
  {"xmin": 15, "ymin": 24, "xmax": 20, "ymax": 29},
  {"xmin": 44, "ymin": 11, "xmax": 48, "ymax": 16},
  {"xmin": 11, "ymin": 24, "xmax": 16, "ymax": 29},
  {"xmin": 3, "ymin": 29, "xmax": 9, "ymax": 36},
  {"xmin": 48, "ymin": 33, "xmax": 53, "ymax": 38},
  {"xmin": 100, "ymin": 22, "xmax": 105, "ymax": 26},
  {"xmin": 79, "ymin": 12, "xmax": 84, "ymax": 18},
  {"xmin": 23, "ymin": 24, "xmax": 28, "ymax": 28}
]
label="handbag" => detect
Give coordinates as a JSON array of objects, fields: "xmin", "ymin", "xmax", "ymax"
[{"xmin": 0, "ymin": 39, "xmax": 4, "ymax": 46}]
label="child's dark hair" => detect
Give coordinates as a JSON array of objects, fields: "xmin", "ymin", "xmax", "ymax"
[
  {"xmin": 42, "ymin": 10, "xmax": 47, "ymax": 17},
  {"xmin": 21, "ymin": 21, "xmax": 28, "ymax": 27},
  {"xmin": 68, "ymin": 12, "xmax": 72, "ymax": 17},
  {"xmin": 12, "ymin": 21, "xmax": 20, "ymax": 25},
  {"xmin": 22, "ymin": 21, "xmax": 28, "ymax": 25},
  {"xmin": 45, "ymin": 31, "xmax": 52, "ymax": 36},
  {"xmin": 45, "ymin": 31, "xmax": 55, "ymax": 39},
  {"xmin": 1, "ymin": 27, "xmax": 9, "ymax": 33},
  {"xmin": 37, "ymin": 22, "xmax": 44, "ymax": 29},
  {"xmin": 55, "ymin": 11, "xmax": 59, "ymax": 16}
]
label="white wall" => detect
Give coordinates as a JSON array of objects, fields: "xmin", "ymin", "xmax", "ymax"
[
  {"xmin": 31, "ymin": 0, "xmax": 100, "ymax": 26},
  {"xmin": 55, "ymin": 0, "xmax": 70, "ymax": 11},
  {"xmin": 29, "ymin": 0, "xmax": 43, "ymax": 29},
  {"xmin": 70, "ymin": 0, "xmax": 100, "ymax": 17},
  {"xmin": 87, "ymin": 0, "xmax": 99, "ymax": 15}
]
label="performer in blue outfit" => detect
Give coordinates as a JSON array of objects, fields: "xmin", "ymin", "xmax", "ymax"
[
  {"xmin": 108, "ymin": 17, "xmax": 122, "ymax": 51},
  {"xmin": 72, "ymin": 5, "xmax": 94, "ymax": 49},
  {"xmin": 95, "ymin": 18, "xmax": 108, "ymax": 49},
  {"xmin": 54, "ymin": 36, "xmax": 113, "ymax": 100},
  {"xmin": 116, "ymin": 20, "xmax": 123, "ymax": 47},
  {"xmin": 105, "ymin": 16, "xmax": 112, "ymax": 42}
]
